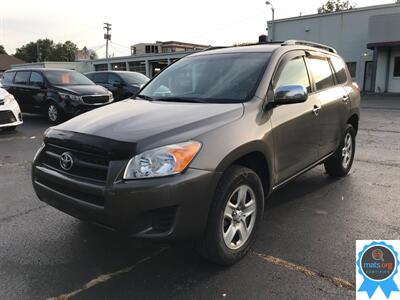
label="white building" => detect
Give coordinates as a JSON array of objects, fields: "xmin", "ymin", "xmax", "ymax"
[{"xmin": 268, "ymin": 2, "xmax": 400, "ymax": 93}]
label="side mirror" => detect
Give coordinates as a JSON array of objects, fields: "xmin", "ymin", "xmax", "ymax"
[{"xmin": 274, "ymin": 85, "xmax": 308, "ymax": 105}]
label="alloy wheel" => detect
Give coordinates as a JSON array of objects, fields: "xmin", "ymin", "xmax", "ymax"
[
  {"xmin": 222, "ymin": 184, "xmax": 257, "ymax": 250},
  {"xmin": 341, "ymin": 132, "xmax": 353, "ymax": 169}
]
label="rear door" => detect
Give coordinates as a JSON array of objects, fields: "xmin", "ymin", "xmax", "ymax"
[
  {"xmin": 306, "ymin": 54, "xmax": 350, "ymax": 156},
  {"xmin": 107, "ymin": 73, "xmax": 125, "ymax": 100},
  {"xmin": 27, "ymin": 71, "xmax": 47, "ymax": 110},
  {"xmin": 270, "ymin": 51, "xmax": 322, "ymax": 183},
  {"xmin": 12, "ymin": 71, "xmax": 31, "ymax": 111}
]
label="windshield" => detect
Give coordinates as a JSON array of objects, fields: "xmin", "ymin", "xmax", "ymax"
[
  {"xmin": 119, "ymin": 72, "xmax": 149, "ymax": 85},
  {"xmin": 45, "ymin": 70, "xmax": 95, "ymax": 86},
  {"xmin": 139, "ymin": 53, "xmax": 270, "ymax": 103}
]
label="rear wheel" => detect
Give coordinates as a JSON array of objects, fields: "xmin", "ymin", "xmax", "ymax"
[
  {"xmin": 197, "ymin": 165, "xmax": 264, "ymax": 265},
  {"xmin": 324, "ymin": 124, "xmax": 355, "ymax": 177}
]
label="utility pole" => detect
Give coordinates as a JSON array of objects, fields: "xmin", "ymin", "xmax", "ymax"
[
  {"xmin": 103, "ymin": 22, "xmax": 112, "ymax": 69},
  {"xmin": 265, "ymin": 1, "xmax": 275, "ymax": 42},
  {"xmin": 36, "ymin": 43, "xmax": 41, "ymax": 62}
]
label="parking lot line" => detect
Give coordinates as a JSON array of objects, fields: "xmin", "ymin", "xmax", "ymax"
[
  {"xmin": 46, "ymin": 247, "xmax": 169, "ymax": 300},
  {"xmin": 0, "ymin": 135, "xmax": 39, "ymax": 143},
  {"xmin": 253, "ymin": 251, "xmax": 355, "ymax": 291}
]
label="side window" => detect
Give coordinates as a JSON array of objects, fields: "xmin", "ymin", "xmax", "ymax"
[
  {"xmin": 307, "ymin": 57, "xmax": 335, "ymax": 91},
  {"xmin": 2, "ymin": 72, "xmax": 16, "ymax": 85},
  {"xmin": 108, "ymin": 74, "xmax": 121, "ymax": 85},
  {"xmin": 93, "ymin": 73, "xmax": 108, "ymax": 83},
  {"xmin": 14, "ymin": 71, "xmax": 30, "ymax": 85},
  {"xmin": 274, "ymin": 56, "xmax": 311, "ymax": 93},
  {"xmin": 29, "ymin": 72, "xmax": 44, "ymax": 87},
  {"xmin": 330, "ymin": 56, "xmax": 348, "ymax": 84}
]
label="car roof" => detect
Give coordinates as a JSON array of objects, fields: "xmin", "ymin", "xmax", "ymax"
[
  {"xmin": 6, "ymin": 68, "xmax": 78, "ymax": 73},
  {"xmin": 85, "ymin": 71, "xmax": 140, "ymax": 74}
]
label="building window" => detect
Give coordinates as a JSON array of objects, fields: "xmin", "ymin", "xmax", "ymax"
[
  {"xmin": 346, "ymin": 62, "xmax": 357, "ymax": 78},
  {"xmin": 128, "ymin": 61, "xmax": 146, "ymax": 75},
  {"xmin": 94, "ymin": 64, "xmax": 108, "ymax": 71},
  {"xmin": 111, "ymin": 62, "xmax": 126, "ymax": 70},
  {"xmin": 145, "ymin": 46, "xmax": 150, "ymax": 53},
  {"xmin": 394, "ymin": 57, "xmax": 400, "ymax": 77}
]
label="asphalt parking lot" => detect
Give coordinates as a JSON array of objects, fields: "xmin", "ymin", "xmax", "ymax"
[{"xmin": 0, "ymin": 95, "xmax": 399, "ymax": 300}]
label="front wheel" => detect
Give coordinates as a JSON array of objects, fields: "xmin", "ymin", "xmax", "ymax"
[
  {"xmin": 197, "ymin": 165, "xmax": 264, "ymax": 265},
  {"xmin": 324, "ymin": 124, "xmax": 356, "ymax": 177},
  {"xmin": 46, "ymin": 102, "xmax": 63, "ymax": 123}
]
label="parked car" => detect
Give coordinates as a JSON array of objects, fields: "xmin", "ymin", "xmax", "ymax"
[
  {"xmin": 85, "ymin": 71, "xmax": 149, "ymax": 101},
  {"xmin": 2, "ymin": 68, "xmax": 113, "ymax": 123},
  {"xmin": 0, "ymin": 87, "xmax": 23, "ymax": 131},
  {"xmin": 32, "ymin": 40, "xmax": 360, "ymax": 265}
]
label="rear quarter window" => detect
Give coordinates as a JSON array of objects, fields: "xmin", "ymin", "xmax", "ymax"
[
  {"xmin": 2, "ymin": 71, "xmax": 16, "ymax": 85},
  {"xmin": 330, "ymin": 56, "xmax": 349, "ymax": 84}
]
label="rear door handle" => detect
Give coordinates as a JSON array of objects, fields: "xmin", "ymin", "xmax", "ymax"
[
  {"xmin": 342, "ymin": 95, "xmax": 350, "ymax": 103},
  {"xmin": 312, "ymin": 105, "xmax": 321, "ymax": 116}
]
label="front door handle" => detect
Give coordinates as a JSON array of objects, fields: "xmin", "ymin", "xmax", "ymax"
[{"xmin": 312, "ymin": 105, "xmax": 321, "ymax": 116}]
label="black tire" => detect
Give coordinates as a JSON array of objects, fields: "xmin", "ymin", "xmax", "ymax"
[
  {"xmin": 2, "ymin": 126, "xmax": 17, "ymax": 132},
  {"xmin": 324, "ymin": 124, "xmax": 356, "ymax": 177},
  {"xmin": 197, "ymin": 165, "xmax": 264, "ymax": 265},
  {"xmin": 46, "ymin": 101, "xmax": 63, "ymax": 123}
]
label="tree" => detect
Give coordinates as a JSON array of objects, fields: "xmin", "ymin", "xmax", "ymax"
[
  {"xmin": 0, "ymin": 45, "xmax": 7, "ymax": 55},
  {"xmin": 318, "ymin": 0, "xmax": 355, "ymax": 13},
  {"xmin": 14, "ymin": 39, "xmax": 78, "ymax": 62}
]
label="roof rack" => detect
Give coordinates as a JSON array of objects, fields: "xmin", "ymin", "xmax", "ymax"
[{"xmin": 281, "ymin": 40, "xmax": 337, "ymax": 54}]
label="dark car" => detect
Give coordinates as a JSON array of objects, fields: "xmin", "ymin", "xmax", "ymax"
[
  {"xmin": 85, "ymin": 71, "xmax": 149, "ymax": 101},
  {"xmin": 2, "ymin": 68, "xmax": 113, "ymax": 123},
  {"xmin": 32, "ymin": 40, "xmax": 360, "ymax": 265}
]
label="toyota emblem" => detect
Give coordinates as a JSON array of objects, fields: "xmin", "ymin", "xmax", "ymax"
[{"xmin": 60, "ymin": 152, "xmax": 74, "ymax": 171}]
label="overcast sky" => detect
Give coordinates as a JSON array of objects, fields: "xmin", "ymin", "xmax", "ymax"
[{"xmin": 1, "ymin": 0, "xmax": 394, "ymax": 57}]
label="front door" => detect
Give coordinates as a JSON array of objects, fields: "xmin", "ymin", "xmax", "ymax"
[
  {"xmin": 26, "ymin": 71, "xmax": 47, "ymax": 111},
  {"xmin": 270, "ymin": 53, "xmax": 321, "ymax": 183}
]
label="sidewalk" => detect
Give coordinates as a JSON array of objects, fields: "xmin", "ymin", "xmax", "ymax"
[{"xmin": 361, "ymin": 94, "xmax": 400, "ymax": 110}]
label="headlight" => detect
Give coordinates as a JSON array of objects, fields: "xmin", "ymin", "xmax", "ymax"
[
  {"xmin": 59, "ymin": 92, "xmax": 82, "ymax": 102},
  {"xmin": 107, "ymin": 91, "xmax": 113, "ymax": 101},
  {"xmin": 123, "ymin": 141, "xmax": 202, "ymax": 179},
  {"xmin": 3, "ymin": 94, "xmax": 15, "ymax": 105}
]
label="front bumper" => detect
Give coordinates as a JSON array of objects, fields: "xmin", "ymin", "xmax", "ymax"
[
  {"xmin": 0, "ymin": 99, "xmax": 23, "ymax": 128},
  {"xmin": 32, "ymin": 156, "xmax": 221, "ymax": 239}
]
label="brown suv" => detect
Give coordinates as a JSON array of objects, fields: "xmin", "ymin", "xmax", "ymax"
[{"xmin": 32, "ymin": 40, "xmax": 360, "ymax": 265}]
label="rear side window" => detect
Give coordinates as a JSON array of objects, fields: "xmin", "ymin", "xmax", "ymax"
[
  {"xmin": 108, "ymin": 74, "xmax": 122, "ymax": 85},
  {"xmin": 274, "ymin": 56, "xmax": 311, "ymax": 93},
  {"xmin": 307, "ymin": 57, "xmax": 335, "ymax": 91},
  {"xmin": 93, "ymin": 73, "xmax": 108, "ymax": 83},
  {"xmin": 2, "ymin": 72, "xmax": 16, "ymax": 84},
  {"xmin": 14, "ymin": 71, "xmax": 30, "ymax": 85},
  {"xmin": 330, "ymin": 56, "xmax": 348, "ymax": 84}
]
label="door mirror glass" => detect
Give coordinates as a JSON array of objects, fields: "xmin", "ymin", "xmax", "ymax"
[{"xmin": 274, "ymin": 85, "xmax": 308, "ymax": 104}]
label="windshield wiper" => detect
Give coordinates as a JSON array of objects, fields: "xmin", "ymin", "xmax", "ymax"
[
  {"xmin": 156, "ymin": 97, "xmax": 208, "ymax": 103},
  {"xmin": 136, "ymin": 94, "xmax": 154, "ymax": 101}
]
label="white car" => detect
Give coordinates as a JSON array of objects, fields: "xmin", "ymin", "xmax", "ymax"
[{"xmin": 0, "ymin": 88, "xmax": 23, "ymax": 131}]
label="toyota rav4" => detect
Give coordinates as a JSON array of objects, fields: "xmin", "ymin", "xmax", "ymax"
[{"xmin": 32, "ymin": 40, "xmax": 360, "ymax": 265}]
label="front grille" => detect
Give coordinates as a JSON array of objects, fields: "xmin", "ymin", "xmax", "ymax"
[
  {"xmin": 40, "ymin": 143, "xmax": 110, "ymax": 183},
  {"xmin": 0, "ymin": 111, "xmax": 16, "ymax": 125},
  {"xmin": 35, "ymin": 174, "xmax": 105, "ymax": 207},
  {"xmin": 82, "ymin": 95, "xmax": 110, "ymax": 105}
]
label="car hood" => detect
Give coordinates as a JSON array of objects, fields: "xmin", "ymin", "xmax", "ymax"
[
  {"xmin": 54, "ymin": 85, "xmax": 109, "ymax": 96},
  {"xmin": 54, "ymin": 99, "xmax": 243, "ymax": 150}
]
